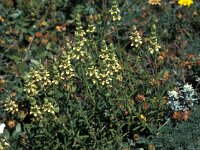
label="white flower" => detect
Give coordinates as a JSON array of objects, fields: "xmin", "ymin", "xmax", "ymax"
[
  {"xmin": 182, "ymin": 83, "xmax": 194, "ymax": 92},
  {"xmin": 0, "ymin": 123, "xmax": 5, "ymax": 134},
  {"xmin": 168, "ymin": 90, "xmax": 179, "ymax": 99}
]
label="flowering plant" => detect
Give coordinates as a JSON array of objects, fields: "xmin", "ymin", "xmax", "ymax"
[
  {"xmin": 168, "ymin": 82, "xmax": 198, "ymax": 112},
  {"xmin": 0, "ymin": 0, "xmax": 200, "ymax": 149}
]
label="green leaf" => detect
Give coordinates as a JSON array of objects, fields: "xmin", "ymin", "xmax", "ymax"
[
  {"xmin": 46, "ymin": 42, "xmax": 52, "ymax": 50},
  {"xmin": 55, "ymin": 106, "xmax": 60, "ymax": 113},
  {"xmin": 133, "ymin": 126, "xmax": 141, "ymax": 131},
  {"xmin": 3, "ymin": 129, "xmax": 10, "ymax": 140},
  {"xmin": 16, "ymin": 123, "xmax": 22, "ymax": 133},
  {"xmin": 9, "ymin": 56, "xmax": 22, "ymax": 63},
  {"xmin": 10, "ymin": 11, "xmax": 22, "ymax": 18},
  {"xmin": 30, "ymin": 59, "xmax": 40, "ymax": 66}
]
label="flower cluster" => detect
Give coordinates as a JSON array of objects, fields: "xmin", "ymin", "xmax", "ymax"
[
  {"xmin": 30, "ymin": 100, "xmax": 56, "ymax": 121},
  {"xmin": 55, "ymin": 25, "xmax": 66, "ymax": 32},
  {"xmin": 99, "ymin": 42, "xmax": 122, "ymax": 75},
  {"xmin": 24, "ymin": 66, "xmax": 51, "ymax": 96},
  {"xmin": 136, "ymin": 94, "xmax": 146, "ymax": 102},
  {"xmin": 4, "ymin": 99, "xmax": 18, "ymax": 114},
  {"xmin": 7, "ymin": 119, "xmax": 16, "ymax": 130},
  {"xmin": 148, "ymin": 0, "xmax": 161, "ymax": 5},
  {"xmin": 55, "ymin": 25, "xmax": 62, "ymax": 32},
  {"xmin": 178, "ymin": 0, "xmax": 193, "ymax": 6},
  {"xmin": 0, "ymin": 138, "xmax": 10, "ymax": 150},
  {"xmin": 168, "ymin": 90, "xmax": 179, "ymax": 99},
  {"xmin": 129, "ymin": 26, "xmax": 143, "ymax": 48},
  {"xmin": 42, "ymin": 99, "xmax": 56, "ymax": 115},
  {"xmin": 87, "ymin": 65, "xmax": 100, "ymax": 84},
  {"xmin": 86, "ymin": 15, "xmax": 96, "ymax": 33},
  {"xmin": 168, "ymin": 83, "xmax": 198, "ymax": 111},
  {"xmin": 72, "ymin": 14, "xmax": 89, "ymax": 62},
  {"xmin": 87, "ymin": 41, "xmax": 122, "ymax": 87},
  {"xmin": 109, "ymin": 0, "xmax": 121, "ymax": 21},
  {"xmin": 148, "ymin": 24, "xmax": 161, "ymax": 54},
  {"xmin": 30, "ymin": 104, "xmax": 43, "ymax": 121},
  {"xmin": 59, "ymin": 46, "xmax": 75, "ymax": 81}
]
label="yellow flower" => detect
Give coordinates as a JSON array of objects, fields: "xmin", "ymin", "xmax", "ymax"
[
  {"xmin": 0, "ymin": 79, "xmax": 6, "ymax": 84},
  {"xmin": 178, "ymin": 0, "xmax": 193, "ymax": 6},
  {"xmin": 148, "ymin": 0, "xmax": 161, "ymax": 5},
  {"xmin": 0, "ymin": 16, "xmax": 5, "ymax": 22},
  {"xmin": 86, "ymin": 24, "xmax": 96, "ymax": 33},
  {"xmin": 109, "ymin": 1, "xmax": 121, "ymax": 21},
  {"xmin": 39, "ymin": 20, "xmax": 48, "ymax": 27},
  {"xmin": 55, "ymin": 25, "xmax": 62, "ymax": 32},
  {"xmin": 140, "ymin": 114, "xmax": 147, "ymax": 122},
  {"xmin": 130, "ymin": 26, "xmax": 142, "ymax": 48}
]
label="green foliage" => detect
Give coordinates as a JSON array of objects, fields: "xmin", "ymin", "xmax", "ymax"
[
  {"xmin": 153, "ymin": 105, "xmax": 200, "ymax": 150},
  {"xmin": 0, "ymin": 0, "xmax": 199, "ymax": 149}
]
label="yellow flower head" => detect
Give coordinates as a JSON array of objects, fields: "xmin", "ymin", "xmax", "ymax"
[
  {"xmin": 140, "ymin": 114, "xmax": 147, "ymax": 122},
  {"xmin": 0, "ymin": 16, "xmax": 5, "ymax": 22},
  {"xmin": 178, "ymin": 0, "xmax": 193, "ymax": 6},
  {"xmin": 55, "ymin": 25, "xmax": 62, "ymax": 32},
  {"xmin": 148, "ymin": 0, "xmax": 161, "ymax": 5}
]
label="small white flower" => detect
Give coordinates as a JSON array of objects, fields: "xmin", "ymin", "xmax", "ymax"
[
  {"xmin": 168, "ymin": 90, "xmax": 179, "ymax": 99},
  {"xmin": 183, "ymin": 83, "xmax": 194, "ymax": 92},
  {"xmin": 0, "ymin": 123, "xmax": 5, "ymax": 134}
]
